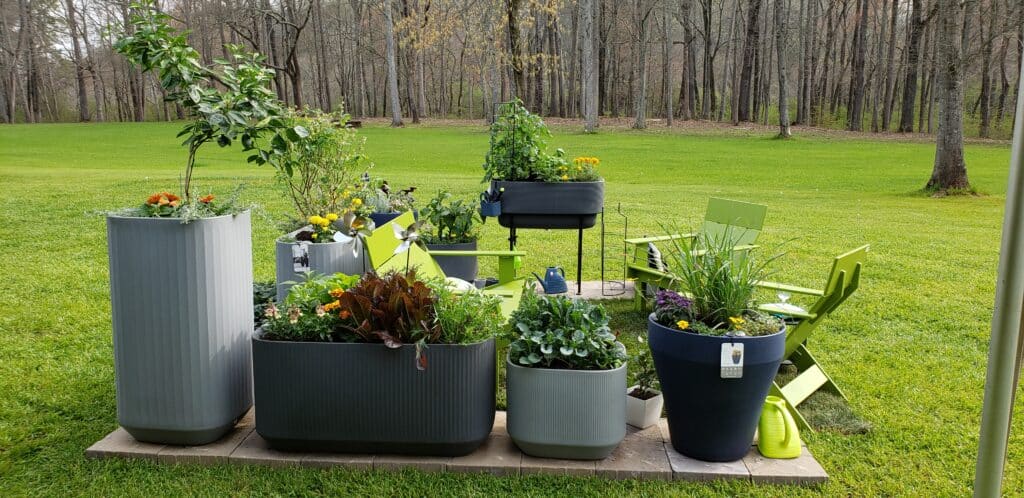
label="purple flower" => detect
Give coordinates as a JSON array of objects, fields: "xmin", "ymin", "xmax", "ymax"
[{"xmin": 655, "ymin": 290, "xmax": 691, "ymax": 310}]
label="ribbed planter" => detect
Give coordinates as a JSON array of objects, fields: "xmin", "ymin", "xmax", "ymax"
[
  {"xmin": 369, "ymin": 211, "xmax": 402, "ymax": 228},
  {"xmin": 252, "ymin": 332, "xmax": 496, "ymax": 456},
  {"xmin": 274, "ymin": 228, "xmax": 366, "ymax": 302},
  {"xmin": 425, "ymin": 241, "xmax": 478, "ymax": 281},
  {"xmin": 495, "ymin": 180, "xmax": 604, "ymax": 229},
  {"xmin": 106, "ymin": 212, "xmax": 254, "ymax": 445},
  {"xmin": 506, "ymin": 358, "xmax": 626, "ymax": 460},
  {"xmin": 648, "ymin": 315, "xmax": 785, "ymax": 462}
]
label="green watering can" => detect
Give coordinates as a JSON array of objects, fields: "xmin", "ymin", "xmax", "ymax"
[{"xmin": 757, "ymin": 396, "xmax": 801, "ymax": 459}]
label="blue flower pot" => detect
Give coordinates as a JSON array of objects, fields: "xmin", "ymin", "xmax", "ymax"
[{"xmin": 480, "ymin": 200, "xmax": 502, "ymax": 218}]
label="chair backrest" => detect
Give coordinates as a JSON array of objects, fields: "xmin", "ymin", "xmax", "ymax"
[
  {"xmin": 364, "ymin": 211, "xmax": 416, "ymax": 269},
  {"xmin": 702, "ymin": 198, "xmax": 768, "ymax": 246},
  {"xmin": 787, "ymin": 245, "xmax": 869, "ymax": 354}
]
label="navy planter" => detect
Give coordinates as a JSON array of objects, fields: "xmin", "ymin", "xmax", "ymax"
[
  {"xmin": 252, "ymin": 331, "xmax": 496, "ymax": 456},
  {"xmin": 369, "ymin": 212, "xmax": 402, "ymax": 228},
  {"xmin": 479, "ymin": 200, "xmax": 501, "ymax": 218},
  {"xmin": 494, "ymin": 181, "xmax": 604, "ymax": 229},
  {"xmin": 647, "ymin": 314, "xmax": 785, "ymax": 462}
]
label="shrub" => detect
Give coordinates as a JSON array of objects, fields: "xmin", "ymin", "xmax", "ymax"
[
  {"xmin": 420, "ymin": 190, "xmax": 481, "ymax": 244},
  {"xmin": 507, "ymin": 290, "xmax": 627, "ymax": 370}
]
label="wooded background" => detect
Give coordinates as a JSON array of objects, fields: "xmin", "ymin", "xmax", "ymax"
[{"xmin": 1, "ymin": 0, "xmax": 1022, "ymax": 139}]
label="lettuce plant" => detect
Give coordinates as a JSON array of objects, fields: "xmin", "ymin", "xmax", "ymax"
[{"xmin": 507, "ymin": 291, "xmax": 626, "ymax": 371}]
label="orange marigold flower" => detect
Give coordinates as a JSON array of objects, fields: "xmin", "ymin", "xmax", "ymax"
[
  {"xmin": 328, "ymin": 288, "xmax": 345, "ymax": 298},
  {"xmin": 339, "ymin": 310, "xmax": 351, "ymax": 319},
  {"xmin": 199, "ymin": 194, "xmax": 215, "ymax": 204},
  {"xmin": 323, "ymin": 300, "xmax": 341, "ymax": 312},
  {"xmin": 169, "ymin": 200, "xmax": 180, "ymax": 207},
  {"xmin": 157, "ymin": 197, "xmax": 170, "ymax": 206}
]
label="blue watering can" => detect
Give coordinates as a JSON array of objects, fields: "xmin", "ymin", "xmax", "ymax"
[{"xmin": 533, "ymin": 267, "xmax": 568, "ymax": 294}]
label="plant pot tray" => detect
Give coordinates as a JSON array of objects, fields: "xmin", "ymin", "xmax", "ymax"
[{"xmin": 85, "ymin": 410, "xmax": 828, "ymax": 484}]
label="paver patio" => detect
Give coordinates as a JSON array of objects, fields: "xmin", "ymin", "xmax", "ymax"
[{"xmin": 86, "ymin": 408, "xmax": 827, "ymax": 485}]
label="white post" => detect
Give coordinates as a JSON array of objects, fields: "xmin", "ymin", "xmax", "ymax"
[{"xmin": 973, "ymin": 43, "xmax": 1024, "ymax": 498}]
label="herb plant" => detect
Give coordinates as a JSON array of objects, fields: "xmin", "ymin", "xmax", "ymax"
[
  {"xmin": 420, "ymin": 190, "xmax": 481, "ymax": 244},
  {"xmin": 654, "ymin": 227, "xmax": 784, "ymax": 336},
  {"xmin": 431, "ymin": 283, "xmax": 503, "ymax": 345},
  {"xmin": 629, "ymin": 335, "xmax": 660, "ymax": 399},
  {"xmin": 482, "ymin": 100, "xmax": 596, "ymax": 183},
  {"xmin": 507, "ymin": 291, "xmax": 627, "ymax": 370},
  {"xmin": 353, "ymin": 178, "xmax": 415, "ymax": 214}
]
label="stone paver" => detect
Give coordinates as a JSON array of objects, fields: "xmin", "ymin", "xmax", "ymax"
[
  {"xmin": 229, "ymin": 431, "xmax": 303, "ymax": 467},
  {"xmin": 85, "ymin": 415, "xmax": 827, "ymax": 485},
  {"xmin": 595, "ymin": 431, "xmax": 671, "ymax": 481},
  {"xmin": 374, "ymin": 454, "xmax": 450, "ymax": 472},
  {"xmin": 448, "ymin": 435, "xmax": 521, "ymax": 476},
  {"xmin": 743, "ymin": 446, "xmax": 828, "ymax": 485},
  {"xmin": 665, "ymin": 447, "xmax": 751, "ymax": 482},
  {"xmin": 158, "ymin": 409, "xmax": 255, "ymax": 464},
  {"xmin": 85, "ymin": 428, "xmax": 166, "ymax": 460}
]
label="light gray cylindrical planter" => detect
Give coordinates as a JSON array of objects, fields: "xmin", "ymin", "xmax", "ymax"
[
  {"xmin": 107, "ymin": 212, "xmax": 254, "ymax": 445},
  {"xmin": 506, "ymin": 358, "xmax": 627, "ymax": 460},
  {"xmin": 252, "ymin": 331, "xmax": 496, "ymax": 456},
  {"xmin": 275, "ymin": 227, "xmax": 366, "ymax": 302},
  {"xmin": 425, "ymin": 240, "xmax": 479, "ymax": 281}
]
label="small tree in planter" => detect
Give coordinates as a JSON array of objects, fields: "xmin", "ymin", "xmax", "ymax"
[
  {"xmin": 648, "ymin": 228, "xmax": 786, "ymax": 462},
  {"xmin": 420, "ymin": 190, "xmax": 483, "ymax": 281},
  {"xmin": 505, "ymin": 291, "xmax": 628, "ymax": 459},
  {"xmin": 107, "ymin": 2, "xmax": 303, "ymax": 445},
  {"xmin": 272, "ymin": 108, "xmax": 374, "ymax": 301},
  {"xmin": 482, "ymin": 100, "xmax": 604, "ymax": 229},
  {"xmin": 253, "ymin": 271, "xmax": 504, "ymax": 455},
  {"xmin": 626, "ymin": 336, "xmax": 663, "ymax": 429}
]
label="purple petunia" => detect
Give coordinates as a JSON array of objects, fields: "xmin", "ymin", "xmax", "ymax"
[{"xmin": 655, "ymin": 290, "xmax": 691, "ymax": 310}]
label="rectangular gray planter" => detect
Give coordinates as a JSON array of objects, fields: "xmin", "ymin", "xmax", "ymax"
[
  {"xmin": 495, "ymin": 180, "xmax": 604, "ymax": 229},
  {"xmin": 252, "ymin": 332, "xmax": 496, "ymax": 456},
  {"xmin": 505, "ymin": 358, "xmax": 626, "ymax": 460},
  {"xmin": 275, "ymin": 227, "xmax": 366, "ymax": 302},
  {"xmin": 107, "ymin": 212, "xmax": 254, "ymax": 445},
  {"xmin": 425, "ymin": 240, "xmax": 478, "ymax": 281}
]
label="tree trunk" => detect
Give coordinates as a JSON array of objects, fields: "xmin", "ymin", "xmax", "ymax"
[
  {"xmin": 899, "ymin": 0, "xmax": 924, "ymax": 133},
  {"xmin": 661, "ymin": 0, "xmax": 672, "ymax": 126},
  {"xmin": 632, "ymin": 0, "xmax": 652, "ymax": 129},
  {"xmin": 738, "ymin": 0, "xmax": 762, "ymax": 122},
  {"xmin": 507, "ymin": 0, "xmax": 526, "ymax": 98},
  {"xmin": 881, "ymin": 0, "xmax": 899, "ymax": 130},
  {"xmin": 383, "ymin": 0, "xmax": 403, "ymax": 126},
  {"xmin": 927, "ymin": 0, "xmax": 971, "ymax": 192},
  {"xmin": 582, "ymin": 0, "xmax": 598, "ymax": 132},
  {"xmin": 978, "ymin": 0, "xmax": 997, "ymax": 138},
  {"xmin": 775, "ymin": 0, "xmax": 791, "ymax": 138},
  {"xmin": 846, "ymin": 0, "xmax": 868, "ymax": 131},
  {"xmin": 64, "ymin": 0, "xmax": 89, "ymax": 121}
]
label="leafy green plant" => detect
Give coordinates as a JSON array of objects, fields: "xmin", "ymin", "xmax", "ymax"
[
  {"xmin": 507, "ymin": 290, "xmax": 627, "ymax": 370},
  {"xmin": 334, "ymin": 271, "xmax": 439, "ymax": 347},
  {"xmin": 655, "ymin": 226, "xmax": 784, "ymax": 336},
  {"xmin": 113, "ymin": 1, "xmax": 301, "ymax": 211},
  {"xmin": 261, "ymin": 273, "xmax": 361, "ymax": 342},
  {"xmin": 420, "ymin": 190, "xmax": 480, "ymax": 244},
  {"xmin": 352, "ymin": 177, "xmax": 415, "ymax": 214},
  {"xmin": 253, "ymin": 280, "xmax": 276, "ymax": 326},
  {"xmin": 629, "ymin": 336, "xmax": 660, "ymax": 399},
  {"xmin": 275, "ymin": 108, "xmax": 371, "ymax": 222},
  {"xmin": 482, "ymin": 99, "xmax": 592, "ymax": 183},
  {"xmin": 431, "ymin": 283, "xmax": 503, "ymax": 344}
]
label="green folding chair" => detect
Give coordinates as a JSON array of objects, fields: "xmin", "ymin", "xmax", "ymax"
[
  {"xmin": 756, "ymin": 245, "xmax": 869, "ymax": 432},
  {"xmin": 625, "ymin": 198, "xmax": 768, "ymax": 310},
  {"xmin": 363, "ymin": 212, "xmax": 527, "ymax": 319}
]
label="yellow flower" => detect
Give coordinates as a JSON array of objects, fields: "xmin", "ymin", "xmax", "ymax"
[
  {"xmin": 676, "ymin": 320, "xmax": 689, "ymax": 330},
  {"xmin": 351, "ymin": 198, "xmax": 363, "ymax": 207},
  {"xmin": 311, "ymin": 233, "xmax": 318, "ymax": 239},
  {"xmin": 576, "ymin": 166, "xmax": 582, "ymax": 171},
  {"xmin": 326, "ymin": 213, "xmax": 339, "ymax": 222},
  {"xmin": 728, "ymin": 316, "xmax": 746, "ymax": 328},
  {"xmin": 561, "ymin": 174, "xmax": 569, "ymax": 181},
  {"xmin": 309, "ymin": 215, "xmax": 323, "ymax": 225}
]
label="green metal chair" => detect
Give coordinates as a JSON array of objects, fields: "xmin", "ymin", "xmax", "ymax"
[
  {"xmin": 625, "ymin": 198, "xmax": 768, "ymax": 310},
  {"xmin": 756, "ymin": 244, "xmax": 870, "ymax": 432},
  {"xmin": 364, "ymin": 212, "xmax": 527, "ymax": 319}
]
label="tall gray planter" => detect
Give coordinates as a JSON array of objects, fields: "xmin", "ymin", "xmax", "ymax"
[
  {"xmin": 506, "ymin": 358, "xmax": 627, "ymax": 460},
  {"xmin": 425, "ymin": 240, "xmax": 478, "ymax": 281},
  {"xmin": 107, "ymin": 212, "xmax": 254, "ymax": 445},
  {"xmin": 252, "ymin": 331, "xmax": 495, "ymax": 456},
  {"xmin": 275, "ymin": 227, "xmax": 366, "ymax": 302}
]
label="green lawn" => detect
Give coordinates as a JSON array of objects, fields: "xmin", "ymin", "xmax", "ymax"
[{"xmin": 0, "ymin": 121, "xmax": 1020, "ymax": 496}]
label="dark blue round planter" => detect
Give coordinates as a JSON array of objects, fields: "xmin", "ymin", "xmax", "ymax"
[
  {"xmin": 647, "ymin": 314, "xmax": 784, "ymax": 462},
  {"xmin": 479, "ymin": 200, "xmax": 502, "ymax": 218},
  {"xmin": 369, "ymin": 212, "xmax": 401, "ymax": 227}
]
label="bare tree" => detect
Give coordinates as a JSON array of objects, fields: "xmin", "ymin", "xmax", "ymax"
[
  {"xmin": 581, "ymin": 0, "xmax": 597, "ymax": 131},
  {"xmin": 927, "ymin": 0, "xmax": 972, "ymax": 192},
  {"xmin": 774, "ymin": 0, "xmax": 789, "ymax": 138},
  {"xmin": 383, "ymin": 0, "xmax": 403, "ymax": 126},
  {"xmin": 632, "ymin": 0, "xmax": 655, "ymax": 129}
]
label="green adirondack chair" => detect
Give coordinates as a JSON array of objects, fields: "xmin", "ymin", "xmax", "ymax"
[
  {"xmin": 625, "ymin": 198, "xmax": 768, "ymax": 310},
  {"xmin": 756, "ymin": 244, "xmax": 869, "ymax": 432},
  {"xmin": 363, "ymin": 211, "xmax": 526, "ymax": 318}
]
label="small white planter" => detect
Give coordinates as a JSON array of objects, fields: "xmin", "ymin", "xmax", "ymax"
[{"xmin": 626, "ymin": 386, "xmax": 664, "ymax": 429}]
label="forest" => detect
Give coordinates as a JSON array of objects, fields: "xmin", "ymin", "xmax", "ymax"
[{"xmin": 1, "ymin": 0, "xmax": 1021, "ymax": 141}]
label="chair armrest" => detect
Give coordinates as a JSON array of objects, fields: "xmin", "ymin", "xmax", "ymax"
[
  {"xmin": 624, "ymin": 233, "xmax": 697, "ymax": 246},
  {"xmin": 758, "ymin": 303, "xmax": 817, "ymax": 320},
  {"xmin": 688, "ymin": 244, "xmax": 759, "ymax": 257},
  {"xmin": 755, "ymin": 280, "xmax": 825, "ymax": 296}
]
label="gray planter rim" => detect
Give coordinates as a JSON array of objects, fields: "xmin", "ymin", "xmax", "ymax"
[
  {"xmin": 505, "ymin": 355, "xmax": 627, "ymax": 375},
  {"xmin": 254, "ymin": 327, "xmax": 494, "ymax": 347}
]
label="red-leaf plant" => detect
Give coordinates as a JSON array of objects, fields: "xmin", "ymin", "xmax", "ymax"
[{"xmin": 335, "ymin": 271, "xmax": 441, "ymax": 352}]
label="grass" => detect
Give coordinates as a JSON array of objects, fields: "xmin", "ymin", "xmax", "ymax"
[{"xmin": 0, "ymin": 120, "xmax": 1021, "ymax": 496}]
